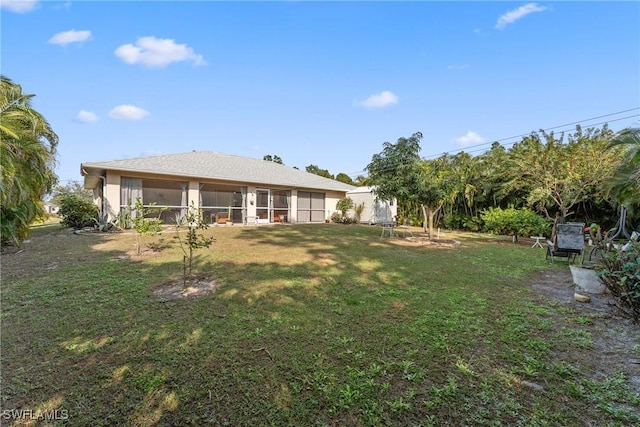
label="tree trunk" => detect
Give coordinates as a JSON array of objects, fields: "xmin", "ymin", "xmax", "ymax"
[{"xmin": 421, "ymin": 204, "xmax": 436, "ymax": 240}]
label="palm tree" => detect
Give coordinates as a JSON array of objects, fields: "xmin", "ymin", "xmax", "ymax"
[
  {"xmin": 1, "ymin": 75, "xmax": 58, "ymax": 245},
  {"xmin": 604, "ymin": 127, "xmax": 640, "ymax": 214}
]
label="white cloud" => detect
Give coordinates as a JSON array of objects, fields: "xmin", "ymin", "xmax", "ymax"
[
  {"xmin": 456, "ymin": 131, "xmax": 485, "ymax": 146},
  {"xmin": 114, "ymin": 36, "xmax": 206, "ymax": 68},
  {"xmin": 495, "ymin": 3, "xmax": 547, "ymax": 30},
  {"xmin": 0, "ymin": 0, "xmax": 38, "ymax": 13},
  {"xmin": 108, "ymin": 105, "xmax": 150, "ymax": 121},
  {"xmin": 359, "ymin": 91, "xmax": 399, "ymax": 109},
  {"xmin": 48, "ymin": 30, "xmax": 92, "ymax": 46},
  {"xmin": 76, "ymin": 110, "xmax": 98, "ymax": 123},
  {"xmin": 447, "ymin": 64, "xmax": 469, "ymax": 70}
]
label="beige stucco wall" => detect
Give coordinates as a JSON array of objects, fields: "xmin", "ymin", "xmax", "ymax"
[
  {"xmin": 104, "ymin": 171, "xmax": 121, "ymax": 220},
  {"xmin": 325, "ymin": 191, "xmax": 345, "ymax": 222},
  {"xmin": 97, "ymin": 171, "xmax": 350, "ymax": 224}
]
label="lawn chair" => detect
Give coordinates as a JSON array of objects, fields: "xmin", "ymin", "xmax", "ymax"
[{"xmin": 546, "ymin": 222, "xmax": 585, "ymax": 263}]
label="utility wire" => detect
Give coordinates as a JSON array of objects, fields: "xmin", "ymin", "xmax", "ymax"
[
  {"xmin": 333, "ymin": 108, "xmax": 640, "ymax": 182},
  {"xmin": 424, "ymin": 107, "xmax": 640, "ymax": 159}
]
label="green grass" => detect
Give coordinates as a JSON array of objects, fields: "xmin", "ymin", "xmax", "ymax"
[{"xmin": 1, "ymin": 224, "xmax": 638, "ymax": 426}]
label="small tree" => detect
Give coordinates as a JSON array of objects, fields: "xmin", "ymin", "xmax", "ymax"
[
  {"xmin": 131, "ymin": 197, "xmax": 164, "ymax": 255},
  {"xmin": 336, "ymin": 197, "xmax": 354, "ymax": 218},
  {"xmin": 50, "ymin": 180, "xmax": 92, "ymax": 207},
  {"xmin": 174, "ymin": 203, "xmax": 214, "ymax": 284}
]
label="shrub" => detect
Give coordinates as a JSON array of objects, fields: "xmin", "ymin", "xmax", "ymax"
[
  {"xmin": 331, "ymin": 212, "xmax": 357, "ymax": 224},
  {"xmin": 354, "ymin": 202, "xmax": 365, "ymax": 223},
  {"xmin": 131, "ymin": 198, "xmax": 165, "ymax": 255},
  {"xmin": 58, "ymin": 195, "xmax": 98, "ymax": 229},
  {"xmin": 336, "ymin": 197, "xmax": 354, "ymax": 217},
  {"xmin": 481, "ymin": 207, "xmax": 549, "ymax": 242},
  {"xmin": 599, "ymin": 240, "xmax": 640, "ymax": 321},
  {"xmin": 444, "ymin": 213, "xmax": 482, "ymax": 232}
]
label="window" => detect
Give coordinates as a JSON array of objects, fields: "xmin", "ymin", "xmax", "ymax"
[
  {"xmin": 297, "ymin": 191, "xmax": 325, "ymax": 223},
  {"xmin": 120, "ymin": 177, "xmax": 187, "ymax": 225},
  {"xmin": 200, "ymin": 183, "xmax": 245, "ymax": 224}
]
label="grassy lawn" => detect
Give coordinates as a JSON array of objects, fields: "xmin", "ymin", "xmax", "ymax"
[{"xmin": 2, "ymin": 223, "xmax": 639, "ymax": 426}]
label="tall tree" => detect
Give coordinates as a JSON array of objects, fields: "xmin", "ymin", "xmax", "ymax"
[
  {"xmin": 263, "ymin": 154, "xmax": 283, "ymax": 164},
  {"xmin": 0, "ymin": 75, "xmax": 58, "ymax": 245},
  {"xmin": 354, "ymin": 175, "xmax": 369, "ymax": 186},
  {"xmin": 366, "ymin": 132, "xmax": 449, "ymax": 238},
  {"xmin": 50, "ymin": 180, "xmax": 93, "ymax": 207},
  {"xmin": 335, "ymin": 172, "xmax": 355, "ymax": 185},
  {"xmin": 502, "ymin": 125, "xmax": 618, "ymax": 222},
  {"xmin": 305, "ymin": 164, "xmax": 334, "ymax": 179},
  {"xmin": 604, "ymin": 127, "xmax": 640, "ymax": 214}
]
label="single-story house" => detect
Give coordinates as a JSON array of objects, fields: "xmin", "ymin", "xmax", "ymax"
[
  {"xmin": 81, "ymin": 151, "xmax": 356, "ymax": 225},
  {"xmin": 346, "ymin": 186, "xmax": 397, "ymax": 224}
]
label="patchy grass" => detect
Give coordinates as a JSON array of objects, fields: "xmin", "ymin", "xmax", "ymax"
[{"xmin": 1, "ymin": 223, "xmax": 639, "ymax": 426}]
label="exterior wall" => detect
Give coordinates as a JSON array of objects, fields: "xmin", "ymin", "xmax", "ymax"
[
  {"xmin": 290, "ymin": 189, "xmax": 298, "ymax": 223},
  {"xmin": 94, "ymin": 170, "xmax": 351, "ymax": 224},
  {"xmin": 346, "ymin": 188, "xmax": 397, "ymax": 224},
  {"xmin": 188, "ymin": 181, "xmax": 200, "ymax": 210},
  {"xmin": 246, "ymin": 186, "xmax": 257, "ymax": 223},
  {"xmin": 105, "ymin": 171, "xmax": 121, "ymax": 220},
  {"xmin": 326, "ymin": 191, "xmax": 346, "ymax": 222}
]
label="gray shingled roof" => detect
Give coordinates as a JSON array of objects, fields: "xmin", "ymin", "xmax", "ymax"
[{"xmin": 81, "ymin": 151, "xmax": 356, "ymax": 192}]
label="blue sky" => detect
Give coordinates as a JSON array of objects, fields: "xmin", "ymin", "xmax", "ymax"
[{"xmin": 2, "ymin": 0, "xmax": 639, "ymax": 184}]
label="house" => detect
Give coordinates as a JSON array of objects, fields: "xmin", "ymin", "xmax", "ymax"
[
  {"xmin": 346, "ymin": 186, "xmax": 397, "ymax": 224},
  {"xmin": 81, "ymin": 151, "xmax": 356, "ymax": 225}
]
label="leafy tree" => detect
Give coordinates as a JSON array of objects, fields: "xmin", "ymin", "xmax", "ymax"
[
  {"xmin": 336, "ymin": 197, "xmax": 354, "ymax": 217},
  {"xmin": 604, "ymin": 127, "xmax": 640, "ymax": 214},
  {"xmin": 0, "ymin": 75, "xmax": 58, "ymax": 246},
  {"xmin": 305, "ymin": 164, "xmax": 334, "ymax": 179},
  {"xmin": 439, "ymin": 152, "xmax": 483, "ymax": 227},
  {"xmin": 263, "ymin": 154, "xmax": 283, "ymax": 164},
  {"xmin": 354, "ymin": 175, "xmax": 369, "ymax": 186},
  {"xmin": 174, "ymin": 203, "xmax": 214, "ymax": 284},
  {"xmin": 503, "ymin": 125, "xmax": 618, "ymax": 222},
  {"xmin": 336, "ymin": 172, "xmax": 355, "ymax": 185},
  {"xmin": 50, "ymin": 180, "xmax": 92, "ymax": 207},
  {"xmin": 367, "ymin": 132, "xmax": 449, "ymax": 239},
  {"xmin": 474, "ymin": 142, "xmax": 513, "ymax": 209},
  {"xmin": 418, "ymin": 155, "xmax": 459, "ymax": 238}
]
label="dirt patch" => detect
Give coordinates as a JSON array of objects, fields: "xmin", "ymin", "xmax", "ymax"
[
  {"xmin": 532, "ymin": 269, "xmax": 616, "ymax": 314},
  {"xmin": 390, "ymin": 237, "xmax": 462, "ymax": 248},
  {"xmin": 152, "ymin": 274, "xmax": 219, "ymax": 301},
  {"xmin": 530, "ymin": 268, "xmax": 640, "ymax": 392}
]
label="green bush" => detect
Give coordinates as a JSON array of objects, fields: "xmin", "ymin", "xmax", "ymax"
[
  {"xmin": 444, "ymin": 213, "xmax": 482, "ymax": 231},
  {"xmin": 336, "ymin": 197, "xmax": 354, "ymax": 217},
  {"xmin": 58, "ymin": 195, "xmax": 98, "ymax": 229},
  {"xmin": 599, "ymin": 240, "xmax": 640, "ymax": 321},
  {"xmin": 331, "ymin": 211, "xmax": 357, "ymax": 224},
  {"xmin": 481, "ymin": 207, "xmax": 549, "ymax": 242}
]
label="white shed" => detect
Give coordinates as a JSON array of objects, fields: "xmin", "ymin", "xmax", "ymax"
[{"xmin": 346, "ymin": 186, "xmax": 397, "ymax": 224}]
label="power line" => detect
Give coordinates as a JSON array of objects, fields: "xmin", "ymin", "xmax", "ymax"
[
  {"xmin": 307, "ymin": 109, "xmax": 640, "ymax": 186},
  {"xmin": 305, "ymin": 107, "xmax": 640, "ymax": 186},
  {"xmin": 423, "ymin": 107, "xmax": 640, "ymax": 159},
  {"xmin": 441, "ymin": 114, "xmax": 640, "ymax": 158}
]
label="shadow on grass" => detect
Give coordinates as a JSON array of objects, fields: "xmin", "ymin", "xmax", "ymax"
[{"xmin": 2, "ymin": 224, "xmax": 637, "ymax": 426}]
